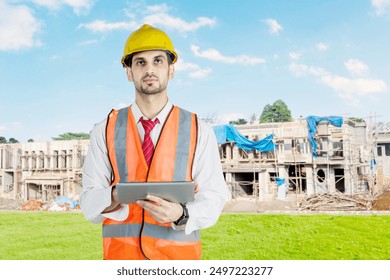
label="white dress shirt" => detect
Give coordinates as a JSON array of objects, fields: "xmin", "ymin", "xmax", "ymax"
[{"xmin": 80, "ymin": 101, "xmax": 228, "ymax": 235}]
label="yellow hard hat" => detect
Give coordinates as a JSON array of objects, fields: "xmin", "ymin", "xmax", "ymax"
[{"xmin": 121, "ymin": 24, "xmax": 178, "ymax": 67}]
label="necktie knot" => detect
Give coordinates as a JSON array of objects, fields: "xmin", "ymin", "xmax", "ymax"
[{"xmin": 140, "ymin": 118, "xmax": 159, "ymax": 134}]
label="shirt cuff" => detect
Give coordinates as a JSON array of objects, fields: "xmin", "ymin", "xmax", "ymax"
[
  {"xmin": 171, "ymin": 222, "xmax": 186, "ymax": 231},
  {"xmin": 101, "ymin": 204, "xmax": 129, "ymax": 221}
]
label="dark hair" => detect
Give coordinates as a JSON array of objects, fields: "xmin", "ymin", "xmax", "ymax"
[{"xmin": 123, "ymin": 51, "xmax": 174, "ymax": 67}]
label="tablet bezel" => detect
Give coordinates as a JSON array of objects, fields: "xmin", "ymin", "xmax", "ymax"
[{"xmin": 116, "ymin": 181, "xmax": 195, "ymax": 204}]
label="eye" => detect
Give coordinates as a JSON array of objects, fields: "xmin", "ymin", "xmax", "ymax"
[
  {"xmin": 135, "ymin": 60, "xmax": 145, "ymax": 66},
  {"xmin": 154, "ymin": 58, "xmax": 163, "ymax": 64}
]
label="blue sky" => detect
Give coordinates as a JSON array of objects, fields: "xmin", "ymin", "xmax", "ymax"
[{"xmin": 1, "ymin": 0, "xmax": 390, "ymax": 142}]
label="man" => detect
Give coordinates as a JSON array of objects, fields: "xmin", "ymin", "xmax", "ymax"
[{"xmin": 80, "ymin": 24, "xmax": 228, "ymax": 260}]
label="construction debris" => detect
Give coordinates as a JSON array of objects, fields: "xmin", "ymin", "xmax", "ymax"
[
  {"xmin": 19, "ymin": 199, "xmax": 46, "ymax": 211},
  {"xmin": 298, "ymin": 192, "xmax": 374, "ymax": 211},
  {"xmin": 372, "ymin": 189, "xmax": 390, "ymax": 210},
  {"xmin": 18, "ymin": 197, "xmax": 80, "ymax": 212}
]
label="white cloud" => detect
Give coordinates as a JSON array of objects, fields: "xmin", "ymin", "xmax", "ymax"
[
  {"xmin": 191, "ymin": 45, "xmax": 266, "ymax": 65},
  {"xmin": 141, "ymin": 4, "xmax": 216, "ymax": 33},
  {"xmin": 32, "ymin": 0, "xmax": 94, "ymax": 15},
  {"xmin": 264, "ymin": 18, "xmax": 283, "ymax": 35},
  {"xmin": 143, "ymin": 13, "xmax": 216, "ymax": 33},
  {"xmin": 289, "ymin": 63, "xmax": 329, "ymax": 77},
  {"xmin": 189, "ymin": 68, "xmax": 213, "ymax": 79},
  {"xmin": 321, "ymin": 75, "xmax": 387, "ymax": 102},
  {"xmin": 80, "ymin": 4, "xmax": 215, "ymax": 34},
  {"xmin": 145, "ymin": 4, "xmax": 170, "ymax": 14},
  {"xmin": 371, "ymin": 0, "xmax": 390, "ymax": 15},
  {"xmin": 289, "ymin": 52, "xmax": 301, "ymax": 60},
  {"xmin": 78, "ymin": 20, "xmax": 137, "ymax": 32},
  {"xmin": 344, "ymin": 59, "xmax": 369, "ymax": 76},
  {"xmin": 0, "ymin": 124, "xmax": 6, "ymax": 131},
  {"xmin": 316, "ymin": 42, "xmax": 328, "ymax": 51},
  {"xmin": 175, "ymin": 59, "xmax": 212, "ymax": 79},
  {"xmin": 289, "ymin": 62, "xmax": 387, "ymax": 104},
  {"xmin": 0, "ymin": 2, "xmax": 42, "ymax": 51}
]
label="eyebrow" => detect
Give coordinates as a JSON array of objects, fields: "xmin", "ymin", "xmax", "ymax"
[{"xmin": 133, "ymin": 55, "xmax": 166, "ymax": 61}]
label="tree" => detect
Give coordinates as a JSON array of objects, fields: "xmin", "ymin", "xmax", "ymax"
[
  {"xmin": 347, "ymin": 117, "xmax": 365, "ymax": 123},
  {"xmin": 8, "ymin": 138, "xmax": 19, "ymax": 143},
  {"xmin": 27, "ymin": 139, "xmax": 34, "ymax": 142},
  {"xmin": 0, "ymin": 136, "xmax": 7, "ymax": 144},
  {"xmin": 259, "ymin": 99, "xmax": 292, "ymax": 123},
  {"xmin": 229, "ymin": 118, "xmax": 248, "ymax": 125},
  {"xmin": 52, "ymin": 132, "xmax": 90, "ymax": 141}
]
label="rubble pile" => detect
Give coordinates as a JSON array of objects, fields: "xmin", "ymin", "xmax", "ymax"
[
  {"xmin": 372, "ymin": 190, "xmax": 390, "ymax": 210},
  {"xmin": 19, "ymin": 200, "xmax": 46, "ymax": 211},
  {"xmin": 298, "ymin": 192, "xmax": 374, "ymax": 211},
  {"xmin": 18, "ymin": 196, "xmax": 80, "ymax": 212}
]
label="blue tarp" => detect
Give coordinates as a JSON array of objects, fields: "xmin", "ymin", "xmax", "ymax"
[
  {"xmin": 275, "ymin": 177, "xmax": 286, "ymax": 200},
  {"xmin": 307, "ymin": 115, "xmax": 343, "ymax": 157},
  {"xmin": 275, "ymin": 177, "xmax": 286, "ymax": 187},
  {"xmin": 54, "ymin": 196, "xmax": 79, "ymax": 209},
  {"xmin": 213, "ymin": 124, "xmax": 275, "ymax": 152}
]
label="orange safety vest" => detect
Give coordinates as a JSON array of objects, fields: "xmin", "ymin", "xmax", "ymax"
[{"xmin": 103, "ymin": 105, "xmax": 201, "ymax": 260}]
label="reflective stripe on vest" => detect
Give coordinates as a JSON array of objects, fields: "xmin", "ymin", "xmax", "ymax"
[
  {"xmin": 103, "ymin": 223, "xmax": 200, "ymax": 242},
  {"xmin": 114, "ymin": 107, "xmax": 129, "ymax": 183},
  {"xmin": 104, "ymin": 105, "xmax": 200, "ymax": 260}
]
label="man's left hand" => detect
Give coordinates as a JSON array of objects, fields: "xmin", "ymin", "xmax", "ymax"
[{"xmin": 136, "ymin": 195, "xmax": 183, "ymax": 224}]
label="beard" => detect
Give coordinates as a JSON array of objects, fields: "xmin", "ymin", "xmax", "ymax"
[{"xmin": 136, "ymin": 74, "xmax": 168, "ymax": 95}]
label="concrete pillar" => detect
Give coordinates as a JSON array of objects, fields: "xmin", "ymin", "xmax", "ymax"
[
  {"xmin": 278, "ymin": 167, "xmax": 288, "ymax": 181},
  {"xmin": 67, "ymin": 152, "xmax": 72, "ymax": 169},
  {"xmin": 22, "ymin": 153, "xmax": 27, "ymax": 170},
  {"xmin": 232, "ymin": 146, "xmax": 240, "ymax": 161},
  {"xmin": 43, "ymin": 184, "xmax": 47, "ymax": 201},
  {"xmin": 50, "ymin": 154, "xmax": 55, "ymax": 169},
  {"xmin": 259, "ymin": 170, "xmax": 269, "ymax": 200},
  {"xmin": 306, "ymin": 166, "xmax": 315, "ymax": 195},
  {"xmin": 225, "ymin": 172, "xmax": 232, "ymax": 201},
  {"xmin": 344, "ymin": 166, "xmax": 353, "ymax": 195},
  {"xmin": 58, "ymin": 152, "xmax": 64, "ymax": 169},
  {"xmin": 28, "ymin": 154, "xmax": 32, "ymax": 170},
  {"xmin": 328, "ymin": 168, "xmax": 336, "ymax": 193}
]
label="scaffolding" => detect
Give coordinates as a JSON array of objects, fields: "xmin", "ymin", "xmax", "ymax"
[{"xmin": 220, "ymin": 119, "xmax": 384, "ymax": 201}]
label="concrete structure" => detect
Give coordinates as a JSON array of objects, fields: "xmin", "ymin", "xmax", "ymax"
[
  {"xmin": 0, "ymin": 140, "xmax": 89, "ymax": 202},
  {"xmin": 374, "ymin": 121, "xmax": 390, "ymax": 189},
  {"xmin": 0, "ymin": 119, "xmax": 389, "ymax": 203},
  {"xmin": 219, "ymin": 119, "xmax": 387, "ymax": 201}
]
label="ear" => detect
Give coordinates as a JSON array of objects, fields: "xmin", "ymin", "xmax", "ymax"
[
  {"xmin": 126, "ymin": 67, "xmax": 133, "ymax": 82},
  {"xmin": 168, "ymin": 64, "xmax": 175, "ymax": 80}
]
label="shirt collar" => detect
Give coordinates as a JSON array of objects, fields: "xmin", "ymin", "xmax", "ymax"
[{"xmin": 131, "ymin": 100, "xmax": 173, "ymax": 125}]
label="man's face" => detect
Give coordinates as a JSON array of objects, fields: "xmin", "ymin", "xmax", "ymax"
[{"xmin": 126, "ymin": 50, "xmax": 174, "ymax": 96}]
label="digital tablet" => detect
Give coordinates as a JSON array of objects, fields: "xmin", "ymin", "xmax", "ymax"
[{"xmin": 116, "ymin": 181, "xmax": 195, "ymax": 204}]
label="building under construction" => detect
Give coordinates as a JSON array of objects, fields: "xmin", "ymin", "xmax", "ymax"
[
  {"xmin": 217, "ymin": 118, "xmax": 389, "ymax": 201},
  {"xmin": 0, "ymin": 140, "xmax": 89, "ymax": 202},
  {"xmin": 0, "ymin": 119, "xmax": 389, "ymax": 203}
]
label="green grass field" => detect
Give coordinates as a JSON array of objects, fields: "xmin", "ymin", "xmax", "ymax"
[{"xmin": 0, "ymin": 211, "xmax": 389, "ymax": 260}]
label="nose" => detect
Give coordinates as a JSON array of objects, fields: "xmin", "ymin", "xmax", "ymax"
[{"xmin": 145, "ymin": 65, "xmax": 155, "ymax": 76}]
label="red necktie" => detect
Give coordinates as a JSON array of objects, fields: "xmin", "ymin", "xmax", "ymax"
[{"xmin": 140, "ymin": 118, "xmax": 159, "ymax": 166}]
